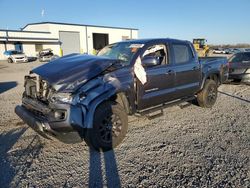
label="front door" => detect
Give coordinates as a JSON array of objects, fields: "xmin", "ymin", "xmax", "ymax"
[{"xmin": 137, "ymin": 43, "xmax": 176, "ymax": 110}]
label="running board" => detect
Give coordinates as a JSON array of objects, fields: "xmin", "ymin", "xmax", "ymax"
[
  {"xmin": 146, "ymin": 109, "xmax": 164, "ymax": 120},
  {"xmin": 136, "ymin": 96, "xmax": 195, "ymax": 119},
  {"xmin": 178, "ymin": 102, "xmax": 192, "ymax": 109}
]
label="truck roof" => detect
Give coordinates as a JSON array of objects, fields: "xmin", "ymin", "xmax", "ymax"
[{"xmin": 120, "ymin": 38, "xmax": 190, "ymax": 44}]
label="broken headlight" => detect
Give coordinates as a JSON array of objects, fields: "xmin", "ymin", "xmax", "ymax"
[{"xmin": 50, "ymin": 93, "xmax": 74, "ymax": 104}]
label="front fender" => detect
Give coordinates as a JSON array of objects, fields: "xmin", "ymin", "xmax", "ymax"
[
  {"xmin": 84, "ymin": 89, "xmax": 116, "ymax": 128},
  {"xmin": 76, "ymin": 77, "xmax": 117, "ymax": 128}
]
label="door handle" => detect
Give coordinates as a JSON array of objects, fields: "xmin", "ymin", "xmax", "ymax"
[{"xmin": 165, "ymin": 70, "xmax": 174, "ymax": 75}]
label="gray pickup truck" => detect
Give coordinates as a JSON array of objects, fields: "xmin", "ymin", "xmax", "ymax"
[{"xmin": 15, "ymin": 38, "xmax": 229, "ymax": 151}]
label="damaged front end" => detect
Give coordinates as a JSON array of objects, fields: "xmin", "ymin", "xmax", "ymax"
[
  {"xmin": 15, "ymin": 72, "xmax": 121, "ymax": 144},
  {"xmin": 15, "ymin": 73, "xmax": 84, "ymax": 143},
  {"xmin": 15, "ymin": 54, "xmax": 132, "ymax": 144}
]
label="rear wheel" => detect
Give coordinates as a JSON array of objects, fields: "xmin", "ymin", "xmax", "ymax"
[
  {"xmin": 84, "ymin": 101, "xmax": 128, "ymax": 151},
  {"xmin": 197, "ymin": 79, "xmax": 218, "ymax": 108}
]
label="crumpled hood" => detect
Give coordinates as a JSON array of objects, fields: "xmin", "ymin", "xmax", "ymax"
[{"xmin": 31, "ymin": 54, "xmax": 119, "ymax": 92}]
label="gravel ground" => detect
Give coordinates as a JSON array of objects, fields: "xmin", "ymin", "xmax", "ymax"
[{"xmin": 0, "ymin": 60, "xmax": 249, "ymax": 187}]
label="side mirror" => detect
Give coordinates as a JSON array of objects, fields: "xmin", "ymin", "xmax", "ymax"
[{"xmin": 142, "ymin": 56, "xmax": 160, "ymax": 67}]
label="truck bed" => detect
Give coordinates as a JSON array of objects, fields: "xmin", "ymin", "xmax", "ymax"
[
  {"xmin": 199, "ymin": 56, "xmax": 228, "ymax": 64},
  {"xmin": 199, "ymin": 56, "xmax": 229, "ymax": 84}
]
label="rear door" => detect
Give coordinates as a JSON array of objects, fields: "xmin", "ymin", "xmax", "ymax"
[
  {"xmin": 171, "ymin": 43, "xmax": 201, "ymax": 98},
  {"xmin": 137, "ymin": 43, "xmax": 176, "ymax": 110}
]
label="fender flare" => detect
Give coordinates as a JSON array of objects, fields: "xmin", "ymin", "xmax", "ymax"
[
  {"xmin": 77, "ymin": 76, "xmax": 133, "ymax": 128},
  {"xmin": 200, "ymin": 71, "xmax": 220, "ymax": 90},
  {"xmin": 83, "ymin": 89, "xmax": 116, "ymax": 128}
]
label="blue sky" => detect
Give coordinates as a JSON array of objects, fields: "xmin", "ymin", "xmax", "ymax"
[{"xmin": 0, "ymin": 0, "xmax": 249, "ymax": 44}]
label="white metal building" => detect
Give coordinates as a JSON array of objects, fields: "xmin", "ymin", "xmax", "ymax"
[{"xmin": 0, "ymin": 22, "xmax": 138, "ymax": 60}]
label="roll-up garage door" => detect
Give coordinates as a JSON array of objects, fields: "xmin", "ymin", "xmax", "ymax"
[{"xmin": 59, "ymin": 31, "xmax": 80, "ymax": 55}]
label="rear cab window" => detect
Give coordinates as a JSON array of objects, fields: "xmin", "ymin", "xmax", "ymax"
[{"xmin": 172, "ymin": 43, "xmax": 194, "ymax": 64}]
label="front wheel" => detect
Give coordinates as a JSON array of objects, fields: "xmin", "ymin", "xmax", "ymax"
[
  {"xmin": 8, "ymin": 58, "xmax": 13, "ymax": 63},
  {"xmin": 84, "ymin": 101, "xmax": 128, "ymax": 151},
  {"xmin": 197, "ymin": 79, "xmax": 218, "ymax": 108}
]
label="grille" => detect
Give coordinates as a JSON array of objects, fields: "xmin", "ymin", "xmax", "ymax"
[{"xmin": 24, "ymin": 75, "xmax": 52, "ymax": 102}]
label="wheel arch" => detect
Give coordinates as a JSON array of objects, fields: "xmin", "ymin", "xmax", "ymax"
[
  {"xmin": 78, "ymin": 77, "xmax": 134, "ymax": 129},
  {"xmin": 201, "ymin": 72, "xmax": 220, "ymax": 90},
  {"xmin": 83, "ymin": 89, "xmax": 116, "ymax": 129},
  {"xmin": 109, "ymin": 92, "xmax": 131, "ymax": 115}
]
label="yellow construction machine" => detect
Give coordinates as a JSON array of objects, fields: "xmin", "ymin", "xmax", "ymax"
[{"xmin": 193, "ymin": 38, "xmax": 211, "ymax": 57}]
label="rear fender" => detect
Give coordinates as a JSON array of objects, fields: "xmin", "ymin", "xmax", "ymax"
[{"xmin": 200, "ymin": 71, "xmax": 220, "ymax": 90}]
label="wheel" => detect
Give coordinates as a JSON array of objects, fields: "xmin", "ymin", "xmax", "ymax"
[
  {"xmin": 8, "ymin": 58, "xmax": 13, "ymax": 63},
  {"xmin": 197, "ymin": 79, "xmax": 218, "ymax": 108},
  {"xmin": 84, "ymin": 101, "xmax": 128, "ymax": 151}
]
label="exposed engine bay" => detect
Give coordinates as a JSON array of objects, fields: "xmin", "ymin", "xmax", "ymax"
[{"xmin": 24, "ymin": 74, "xmax": 53, "ymax": 103}]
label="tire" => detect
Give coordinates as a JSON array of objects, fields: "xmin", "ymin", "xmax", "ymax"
[
  {"xmin": 8, "ymin": 58, "xmax": 13, "ymax": 63},
  {"xmin": 84, "ymin": 101, "xmax": 128, "ymax": 151},
  {"xmin": 197, "ymin": 79, "xmax": 218, "ymax": 108}
]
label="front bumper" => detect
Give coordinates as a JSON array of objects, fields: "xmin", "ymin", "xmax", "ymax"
[
  {"xmin": 15, "ymin": 104, "xmax": 84, "ymax": 143},
  {"xmin": 14, "ymin": 58, "xmax": 28, "ymax": 63}
]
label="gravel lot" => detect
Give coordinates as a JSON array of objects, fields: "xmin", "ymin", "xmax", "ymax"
[{"xmin": 0, "ymin": 60, "xmax": 249, "ymax": 187}]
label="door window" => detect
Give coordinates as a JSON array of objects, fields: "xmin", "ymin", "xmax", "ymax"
[
  {"xmin": 230, "ymin": 53, "xmax": 250, "ymax": 63},
  {"xmin": 230, "ymin": 54, "xmax": 242, "ymax": 63},
  {"xmin": 142, "ymin": 44, "xmax": 168, "ymax": 65},
  {"xmin": 173, "ymin": 44, "xmax": 193, "ymax": 64},
  {"xmin": 242, "ymin": 53, "xmax": 250, "ymax": 62}
]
